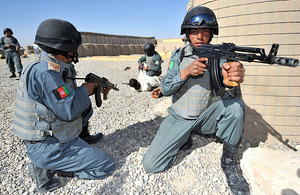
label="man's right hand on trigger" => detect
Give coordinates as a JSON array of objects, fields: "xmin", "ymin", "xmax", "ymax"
[
  {"xmin": 180, "ymin": 57, "xmax": 208, "ymax": 80},
  {"xmin": 82, "ymin": 83, "xmax": 97, "ymax": 96}
]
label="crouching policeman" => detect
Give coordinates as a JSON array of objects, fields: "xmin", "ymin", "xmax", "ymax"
[
  {"xmin": 143, "ymin": 6, "xmax": 249, "ymax": 195},
  {"xmin": 12, "ymin": 19, "xmax": 115, "ymax": 193}
]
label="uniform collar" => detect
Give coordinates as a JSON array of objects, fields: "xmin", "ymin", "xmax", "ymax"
[
  {"xmin": 42, "ymin": 51, "xmax": 71, "ymax": 70},
  {"xmin": 183, "ymin": 42, "xmax": 195, "ymax": 56}
]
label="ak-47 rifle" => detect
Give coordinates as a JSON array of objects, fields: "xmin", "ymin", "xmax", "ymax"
[
  {"xmin": 2, "ymin": 43, "xmax": 24, "ymax": 50},
  {"xmin": 73, "ymin": 73, "xmax": 119, "ymax": 107},
  {"xmin": 196, "ymin": 43, "xmax": 299, "ymax": 96}
]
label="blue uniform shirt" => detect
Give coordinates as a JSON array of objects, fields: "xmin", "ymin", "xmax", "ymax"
[
  {"xmin": 161, "ymin": 46, "xmax": 191, "ymax": 96},
  {"xmin": 26, "ymin": 52, "xmax": 91, "ymax": 121}
]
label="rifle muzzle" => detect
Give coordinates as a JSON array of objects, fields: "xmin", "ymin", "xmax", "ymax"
[{"xmin": 272, "ymin": 57, "xmax": 299, "ymax": 67}]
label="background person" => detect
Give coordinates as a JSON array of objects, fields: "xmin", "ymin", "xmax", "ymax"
[
  {"xmin": 129, "ymin": 43, "xmax": 162, "ymax": 91},
  {"xmin": 0, "ymin": 28, "xmax": 23, "ymax": 78}
]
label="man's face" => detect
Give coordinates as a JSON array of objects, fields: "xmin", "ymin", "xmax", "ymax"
[
  {"xmin": 65, "ymin": 52, "xmax": 75, "ymax": 64},
  {"xmin": 188, "ymin": 28, "xmax": 210, "ymax": 47},
  {"xmin": 5, "ymin": 32, "xmax": 12, "ymax": 37},
  {"xmin": 146, "ymin": 51, "xmax": 155, "ymax": 56}
]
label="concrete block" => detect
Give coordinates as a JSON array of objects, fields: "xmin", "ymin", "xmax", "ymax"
[
  {"xmin": 82, "ymin": 43, "xmax": 94, "ymax": 57},
  {"xmin": 103, "ymin": 44, "xmax": 113, "ymax": 56},
  {"xmin": 94, "ymin": 44, "xmax": 104, "ymax": 56},
  {"xmin": 241, "ymin": 147, "xmax": 300, "ymax": 195}
]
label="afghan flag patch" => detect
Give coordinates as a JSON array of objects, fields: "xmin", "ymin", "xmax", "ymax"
[
  {"xmin": 168, "ymin": 61, "xmax": 174, "ymax": 69},
  {"xmin": 52, "ymin": 85, "xmax": 70, "ymax": 100}
]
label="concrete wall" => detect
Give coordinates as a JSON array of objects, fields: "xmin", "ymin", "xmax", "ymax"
[
  {"xmin": 80, "ymin": 32, "xmax": 157, "ymax": 45},
  {"xmin": 77, "ymin": 43, "xmax": 144, "ymax": 57},
  {"xmin": 20, "ymin": 32, "xmax": 157, "ymax": 57},
  {"xmin": 156, "ymin": 38, "xmax": 185, "ymax": 54},
  {"xmin": 78, "ymin": 32, "xmax": 156, "ymax": 57},
  {"xmin": 188, "ymin": 0, "xmax": 300, "ymax": 143}
]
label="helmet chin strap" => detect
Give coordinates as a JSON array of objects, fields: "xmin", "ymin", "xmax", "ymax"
[
  {"xmin": 185, "ymin": 32, "xmax": 191, "ymax": 43},
  {"xmin": 62, "ymin": 51, "xmax": 79, "ymax": 63},
  {"xmin": 73, "ymin": 52, "xmax": 79, "ymax": 63}
]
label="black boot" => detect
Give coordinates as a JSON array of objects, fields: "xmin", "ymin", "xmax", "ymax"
[
  {"xmin": 28, "ymin": 163, "xmax": 61, "ymax": 193},
  {"xmin": 79, "ymin": 125, "xmax": 103, "ymax": 144},
  {"xmin": 9, "ymin": 72, "xmax": 16, "ymax": 78},
  {"xmin": 221, "ymin": 142, "xmax": 250, "ymax": 195}
]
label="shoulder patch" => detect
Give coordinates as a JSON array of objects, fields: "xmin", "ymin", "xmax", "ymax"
[
  {"xmin": 48, "ymin": 61, "xmax": 60, "ymax": 72},
  {"xmin": 52, "ymin": 85, "xmax": 70, "ymax": 100},
  {"xmin": 168, "ymin": 61, "xmax": 174, "ymax": 69}
]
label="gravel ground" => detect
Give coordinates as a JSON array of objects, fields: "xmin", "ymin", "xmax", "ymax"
[{"xmin": 0, "ymin": 55, "xmax": 296, "ymax": 195}]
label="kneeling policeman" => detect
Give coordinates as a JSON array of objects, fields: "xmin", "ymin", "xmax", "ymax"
[{"xmin": 12, "ymin": 19, "xmax": 115, "ymax": 193}]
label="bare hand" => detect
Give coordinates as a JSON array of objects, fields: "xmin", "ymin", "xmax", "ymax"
[
  {"xmin": 143, "ymin": 67, "xmax": 149, "ymax": 71},
  {"xmin": 138, "ymin": 64, "xmax": 142, "ymax": 69},
  {"xmin": 101, "ymin": 86, "xmax": 111, "ymax": 94},
  {"xmin": 82, "ymin": 83, "xmax": 97, "ymax": 95},
  {"xmin": 222, "ymin": 61, "xmax": 245, "ymax": 86},
  {"xmin": 181, "ymin": 57, "xmax": 208, "ymax": 80}
]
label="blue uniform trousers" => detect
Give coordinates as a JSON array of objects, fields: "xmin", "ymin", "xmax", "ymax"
[
  {"xmin": 5, "ymin": 51, "xmax": 22, "ymax": 73},
  {"xmin": 25, "ymin": 136, "xmax": 115, "ymax": 179},
  {"xmin": 143, "ymin": 97, "xmax": 245, "ymax": 173}
]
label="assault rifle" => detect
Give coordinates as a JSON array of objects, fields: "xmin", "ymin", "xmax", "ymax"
[
  {"xmin": 73, "ymin": 73, "xmax": 119, "ymax": 107},
  {"xmin": 196, "ymin": 43, "xmax": 299, "ymax": 96},
  {"xmin": 2, "ymin": 43, "xmax": 24, "ymax": 50}
]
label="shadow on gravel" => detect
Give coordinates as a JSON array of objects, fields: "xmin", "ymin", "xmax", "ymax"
[
  {"xmin": 93, "ymin": 116, "xmax": 165, "ymax": 193},
  {"xmin": 173, "ymin": 133, "xmax": 224, "ymax": 167},
  {"xmin": 95, "ymin": 116, "xmax": 165, "ymax": 170}
]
